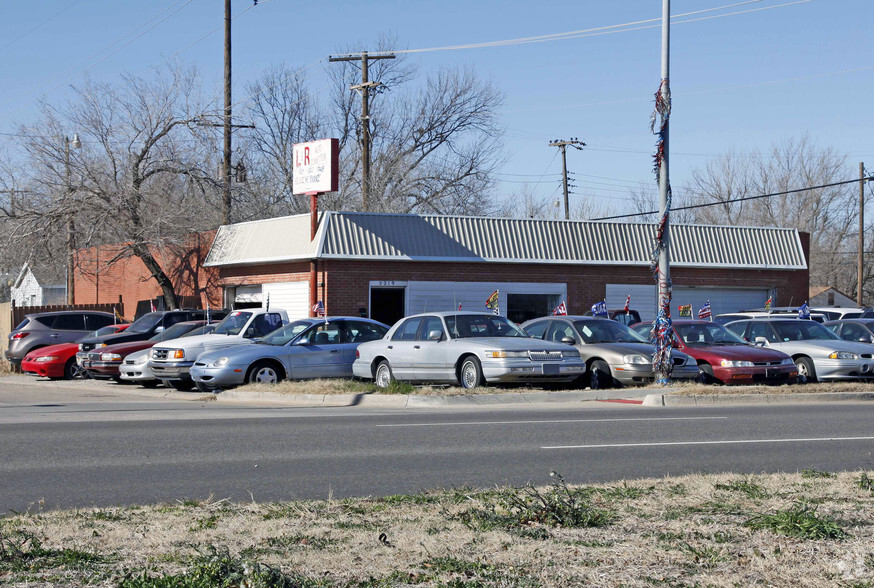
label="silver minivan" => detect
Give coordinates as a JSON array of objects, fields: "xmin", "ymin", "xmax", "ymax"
[{"xmin": 6, "ymin": 311, "xmax": 117, "ymax": 369}]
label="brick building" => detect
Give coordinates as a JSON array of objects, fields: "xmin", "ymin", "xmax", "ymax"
[{"xmin": 204, "ymin": 212, "xmax": 810, "ymax": 326}]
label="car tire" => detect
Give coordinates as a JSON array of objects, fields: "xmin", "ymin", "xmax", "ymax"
[
  {"xmin": 698, "ymin": 363, "xmax": 716, "ymax": 384},
  {"xmin": 795, "ymin": 357, "xmax": 816, "ymax": 383},
  {"xmin": 459, "ymin": 356, "xmax": 484, "ymax": 390},
  {"xmin": 140, "ymin": 380, "xmax": 159, "ymax": 389},
  {"xmin": 247, "ymin": 361, "xmax": 284, "ymax": 385},
  {"xmin": 169, "ymin": 380, "xmax": 195, "ymax": 391},
  {"xmin": 375, "ymin": 360, "xmax": 394, "ymax": 389},
  {"xmin": 64, "ymin": 358, "xmax": 84, "ymax": 380},
  {"xmin": 589, "ymin": 359, "xmax": 613, "ymax": 390}
]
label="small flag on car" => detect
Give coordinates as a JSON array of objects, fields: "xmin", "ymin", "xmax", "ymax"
[
  {"xmin": 678, "ymin": 304, "xmax": 692, "ymax": 318},
  {"xmin": 698, "ymin": 300, "xmax": 712, "ymax": 320},
  {"xmin": 798, "ymin": 301, "xmax": 810, "ymax": 320},
  {"xmin": 458, "ymin": 303, "xmax": 462, "ymax": 310},
  {"xmin": 312, "ymin": 300, "xmax": 325, "ymax": 317},
  {"xmin": 553, "ymin": 301, "xmax": 568, "ymax": 316},
  {"xmin": 764, "ymin": 296, "xmax": 772, "ymax": 311},
  {"xmin": 150, "ymin": 300, "xmax": 157, "ymax": 313},
  {"xmin": 624, "ymin": 294, "xmax": 631, "ymax": 312},
  {"xmin": 591, "ymin": 301, "xmax": 608, "ymax": 317},
  {"xmin": 485, "ymin": 290, "xmax": 500, "ymax": 315}
]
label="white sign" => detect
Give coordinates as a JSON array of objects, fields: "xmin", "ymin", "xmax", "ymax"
[{"xmin": 292, "ymin": 138, "xmax": 339, "ymax": 194}]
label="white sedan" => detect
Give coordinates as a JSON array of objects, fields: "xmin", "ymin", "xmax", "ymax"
[{"xmin": 353, "ymin": 311, "xmax": 585, "ymax": 389}]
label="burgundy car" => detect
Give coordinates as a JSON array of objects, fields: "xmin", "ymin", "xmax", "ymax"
[{"xmin": 631, "ymin": 320, "xmax": 797, "ymax": 385}]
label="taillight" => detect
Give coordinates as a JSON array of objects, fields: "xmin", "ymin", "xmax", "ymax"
[
  {"xmin": 356, "ymin": 349, "xmax": 360, "ymax": 358},
  {"xmin": 11, "ymin": 332, "xmax": 29, "ymax": 340}
]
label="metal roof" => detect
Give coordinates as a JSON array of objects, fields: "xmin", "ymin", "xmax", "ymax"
[{"xmin": 204, "ymin": 211, "xmax": 807, "ymax": 270}]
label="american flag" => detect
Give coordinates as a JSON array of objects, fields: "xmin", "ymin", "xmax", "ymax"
[
  {"xmin": 623, "ymin": 294, "xmax": 631, "ymax": 312},
  {"xmin": 312, "ymin": 300, "xmax": 325, "ymax": 316},
  {"xmin": 698, "ymin": 300, "xmax": 712, "ymax": 320},
  {"xmin": 553, "ymin": 301, "xmax": 568, "ymax": 316}
]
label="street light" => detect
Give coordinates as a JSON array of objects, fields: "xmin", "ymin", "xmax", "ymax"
[{"xmin": 65, "ymin": 134, "xmax": 80, "ymax": 305}]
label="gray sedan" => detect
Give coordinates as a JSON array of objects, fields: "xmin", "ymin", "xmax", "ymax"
[
  {"xmin": 352, "ymin": 312, "xmax": 585, "ymax": 389},
  {"xmin": 725, "ymin": 319, "xmax": 874, "ymax": 382},
  {"xmin": 190, "ymin": 317, "xmax": 389, "ymax": 391},
  {"xmin": 522, "ymin": 316, "xmax": 698, "ymax": 388}
]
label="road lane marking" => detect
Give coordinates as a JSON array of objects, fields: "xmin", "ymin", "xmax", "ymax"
[
  {"xmin": 542, "ymin": 436, "xmax": 874, "ymax": 450},
  {"xmin": 377, "ymin": 416, "xmax": 728, "ymax": 428}
]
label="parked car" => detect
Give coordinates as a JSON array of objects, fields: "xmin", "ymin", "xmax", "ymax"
[
  {"xmin": 19, "ymin": 324, "xmax": 130, "ymax": 380},
  {"xmin": 739, "ymin": 307, "xmax": 827, "ymax": 323},
  {"xmin": 813, "ymin": 308, "xmax": 864, "ymax": 321},
  {"xmin": 581, "ymin": 308, "xmax": 642, "ymax": 326},
  {"xmin": 713, "ymin": 310, "xmax": 826, "ymax": 325},
  {"xmin": 662, "ymin": 320, "xmax": 796, "ymax": 385},
  {"xmin": 354, "ymin": 311, "xmax": 585, "ymax": 389},
  {"xmin": 724, "ymin": 318, "xmax": 874, "ymax": 382},
  {"xmin": 824, "ymin": 319, "xmax": 874, "ymax": 344},
  {"xmin": 523, "ymin": 316, "xmax": 697, "ymax": 388},
  {"xmin": 149, "ymin": 308, "xmax": 289, "ymax": 390},
  {"xmin": 83, "ymin": 320, "xmax": 212, "ymax": 380},
  {"xmin": 6, "ymin": 310, "xmax": 121, "ymax": 370},
  {"xmin": 191, "ymin": 317, "xmax": 390, "ymax": 391},
  {"xmin": 75, "ymin": 309, "xmax": 227, "ymax": 356}
]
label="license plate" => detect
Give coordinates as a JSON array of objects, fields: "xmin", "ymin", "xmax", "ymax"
[
  {"xmin": 765, "ymin": 368, "xmax": 778, "ymax": 379},
  {"xmin": 541, "ymin": 363, "xmax": 559, "ymax": 375}
]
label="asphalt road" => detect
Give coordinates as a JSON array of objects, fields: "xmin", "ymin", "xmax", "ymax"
[{"xmin": 2, "ymin": 380, "xmax": 873, "ymax": 514}]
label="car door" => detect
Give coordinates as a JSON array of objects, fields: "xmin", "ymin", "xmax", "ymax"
[
  {"xmin": 838, "ymin": 322, "xmax": 872, "ymax": 343},
  {"xmin": 412, "ymin": 316, "xmax": 450, "ymax": 381},
  {"xmin": 341, "ymin": 320, "xmax": 388, "ymax": 376},
  {"xmin": 385, "ymin": 317, "xmax": 422, "ymax": 380},
  {"xmin": 49, "ymin": 313, "xmax": 89, "ymax": 344},
  {"xmin": 288, "ymin": 321, "xmax": 347, "ymax": 379}
]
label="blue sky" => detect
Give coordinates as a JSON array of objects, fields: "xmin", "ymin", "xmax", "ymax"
[{"xmin": 1, "ymin": 0, "xmax": 871, "ymax": 217}]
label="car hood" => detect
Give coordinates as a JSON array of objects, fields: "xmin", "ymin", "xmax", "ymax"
[
  {"xmin": 196, "ymin": 343, "xmax": 284, "ymax": 364},
  {"xmin": 78, "ymin": 331, "xmax": 152, "ymax": 346},
  {"xmin": 98, "ymin": 340, "xmax": 155, "ymax": 356},
  {"xmin": 770, "ymin": 338, "xmax": 872, "ymax": 355},
  {"xmin": 580, "ymin": 341, "xmax": 690, "ymax": 362},
  {"xmin": 124, "ymin": 349, "xmax": 151, "ymax": 361},
  {"xmin": 25, "ymin": 342, "xmax": 78, "ymax": 358},
  {"xmin": 683, "ymin": 344, "xmax": 788, "ymax": 362},
  {"xmin": 154, "ymin": 334, "xmax": 253, "ymax": 352}
]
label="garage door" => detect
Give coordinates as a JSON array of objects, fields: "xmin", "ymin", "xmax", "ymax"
[
  {"xmin": 406, "ymin": 281, "xmax": 567, "ymax": 323},
  {"xmin": 607, "ymin": 284, "xmax": 771, "ymax": 322},
  {"xmin": 261, "ymin": 281, "xmax": 309, "ymax": 320}
]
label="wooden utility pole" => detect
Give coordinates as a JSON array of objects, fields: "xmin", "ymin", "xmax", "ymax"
[
  {"xmin": 328, "ymin": 50, "xmax": 395, "ymax": 211},
  {"xmin": 548, "ymin": 138, "xmax": 585, "ymax": 219},
  {"xmin": 859, "ymin": 162, "xmax": 866, "ymax": 307},
  {"xmin": 222, "ymin": 0, "xmax": 232, "ymax": 225}
]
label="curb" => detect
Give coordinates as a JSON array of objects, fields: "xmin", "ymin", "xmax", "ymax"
[{"xmin": 642, "ymin": 392, "xmax": 874, "ymax": 406}]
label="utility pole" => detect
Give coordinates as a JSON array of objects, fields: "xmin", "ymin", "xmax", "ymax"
[
  {"xmin": 222, "ymin": 0, "xmax": 232, "ymax": 225},
  {"xmin": 549, "ymin": 138, "xmax": 585, "ymax": 219},
  {"xmin": 64, "ymin": 134, "xmax": 81, "ymax": 305},
  {"xmin": 329, "ymin": 50, "xmax": 395, "ymax": 212},
  {"xmin": 859, "ymin": 162, "xmax": 866, "ymax": 307}
]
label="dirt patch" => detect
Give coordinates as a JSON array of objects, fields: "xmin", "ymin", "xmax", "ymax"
[{"xmin": 2, "ymin": 471, "xmax": 872, "ymax": 586}]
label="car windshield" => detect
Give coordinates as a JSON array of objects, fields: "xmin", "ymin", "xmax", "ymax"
[
  {"xmin": 259, "ymin": 320, "xmax": 313, "ymax": 346},
  {"xmin": 573, "ymin": 320, "xmax": 647, "ymax": 344},
  {"xmin": 126, "ymin": 312, "xmax": 163, "ymax": 334},
  {"xmin": 185, "ymin": 325, "xmax": 216, "ymax": 337},
  {"xmin": 674, "ymin": 323, "xmax": 748, "ymax": 346},
  {"xmin": 445, "ymin": 314, "xmax": 528, "ymax": 338},
  {"xmin": 93, "ymin": 325, "xmax": 122, "ymax": 337},
  {"xmin": 212, "ymin": 311, "xmax": 253, "ymax": 336},
  {"xmin": 772, "ymin": 321, "xmax": 840, "ymax": 341},
  {"xmin": 149, "ymin": 322, "xmax": 200, "ymax": 342}
]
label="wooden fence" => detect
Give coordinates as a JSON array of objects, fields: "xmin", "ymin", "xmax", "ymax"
[{"xmin": 11, "ymin": 300, "xmax": 125, "ymax": 329}]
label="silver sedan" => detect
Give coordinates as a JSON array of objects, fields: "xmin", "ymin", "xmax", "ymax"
[
  {"xmin": 190, "ymin": 317, "xmax": 389, "ymax": 391},
  {"xmin": 522, "ymin": 316, "xmax": 698, "ymax": 388},
  {"xmin": 353, "ymin": 312, "xmax": 585, "ymax": 389}
]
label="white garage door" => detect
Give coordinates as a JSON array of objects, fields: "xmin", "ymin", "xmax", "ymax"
[
  {"xmin": 607, "ymin": 284, "xmax": 772, "ymax": 322},
  {"xmin": 406, "ymin": 281, "xmax": 567, "ymax": 322},
  {"xmin": 261, "ymin": 281, "xmax": 309, "ymax": 320}
]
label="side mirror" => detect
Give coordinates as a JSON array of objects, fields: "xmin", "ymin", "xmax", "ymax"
[
  {"xmin": 429, "ymin": 330, "xmax": 443, "ymax": 341},
  {"xmin": 295, "ymin": 337, "xmax": 310, "ymax": 346},
  {"xmin": 754, "ymin": 336, "xmax": 769, "ymax": 347},
  {"xmin": 859, "ymin": 337, "xmax": 871, "ymax": 343},
  {"xmin": 154, "ymin": 325, "xmax": 164, "ymax": 333},
  {"xmin": 561, "ymin": 336, "xmax": 575, "ymax": 345},
  {"xmin": 671, "ymin": 339, "xmax": 680, "ymax": 348},
  {"xmin": 244, "ymin": 327, "xmax": 257, "ymax": 338}
]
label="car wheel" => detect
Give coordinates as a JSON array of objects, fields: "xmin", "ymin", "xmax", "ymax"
[
  {"xmin": 64, "ymin": 358, "xmax": 84, "ymax": 380},
  {"xmin": 140, "ymin": 380, "xmax": 159, "ymax": 389},
  {"xmin": 375, "ymin": 360, "xmax": 394, "ymax": 389},
  {"xmin": 698, "ymin": 363, "xmax": 715, "ymax": 384},
  {"xmin": 247, "ymin": 362, "xmax": 284, "ymax": 384},
  {"xmin": 589, "ymin": 359, "xmax": 613, "ymax": 390},
  {"xmin": 169, "ymin": 380, "xmax": 195, "ymax": 391},
  {"xmin": 795, "ymin": 357, "xmax": 816, "ymax": 383},
  {"xmin": 459, "ymin": 356, "xmax": 484, "ymax": 390}
]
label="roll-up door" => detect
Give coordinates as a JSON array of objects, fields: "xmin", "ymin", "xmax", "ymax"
[
  {"xmin": 608, "ymin": 284, "xmax": 772, "ymax": 322},
  {"xmin": 261, "ymin": 281, "xmax": 309, "ymax": 320}
]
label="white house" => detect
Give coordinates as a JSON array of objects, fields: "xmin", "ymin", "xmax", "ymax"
[
  {"xmin": 11, "ymin": 263, "xmax": 66, "ymax": 307},
  {"xmin": 809, "ymin": 285, "xmax": 857, "ymax": 308}
]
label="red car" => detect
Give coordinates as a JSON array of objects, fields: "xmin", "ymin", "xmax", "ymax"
[
  {"xmin": 631, "ymin": 320, "xmax": 797, "ymax": 385},
  {"xmin": 21, "ymin": 324, "xmax": 129, "ymax": 380}
]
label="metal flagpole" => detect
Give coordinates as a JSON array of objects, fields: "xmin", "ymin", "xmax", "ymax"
[{"xmin": 651, "ymin": 0, "xmax": 673, "ymax": 384}]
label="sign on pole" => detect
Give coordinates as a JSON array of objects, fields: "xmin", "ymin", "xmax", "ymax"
[{"xmin": 292, "ymin": 138, "xmax": 339, "ymax": 195}]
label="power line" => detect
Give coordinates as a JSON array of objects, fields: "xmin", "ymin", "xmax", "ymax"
[
  {"xmin": 0, "ymin": 0, "xmax": 84, "ymax": 54},
  {"xmin": 591, "ymin": 177, "xmax": 874, "ymax": 221}
]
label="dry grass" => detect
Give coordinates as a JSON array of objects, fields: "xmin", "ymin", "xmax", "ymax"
[{"xmin": 2, "ymin": 471, "xmax": 873, "ymax": 586}]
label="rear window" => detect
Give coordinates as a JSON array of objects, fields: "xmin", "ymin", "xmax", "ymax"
[{"xmin": 34, "ymin": 316, "xmax": 56, "ymax": 328}]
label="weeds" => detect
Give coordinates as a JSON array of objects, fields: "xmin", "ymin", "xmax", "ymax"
[
  {"xmin": 744, "ymin": 501, "xmax": 846, "ymax": 540},
  {"xmin": 857, "ymin": 472, "xmax": 873, "ymax": 492},
  {"xmin": 714, "ymin": 477, "xmax": 769, "ymax": 499},
  {"xmin": 801, "ymin": 468, "xmax": 836, "ymax": 479},
  {"xmin": 0, "ymin": 529, "xmax": 108, "ymax": 573},
  {"xmin": 600, "ymin": 481, "xmax": 655, "ymax": 500}
]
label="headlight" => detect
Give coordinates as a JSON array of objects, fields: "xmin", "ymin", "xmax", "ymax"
[
  {"xmin": 211, "ymin": 357, "xmax": 229, "ymax": 367},
  {"xmin": 485, "ymin": 350, "xmax": 528, "ymax": 358},
  {"xmin": 828, "ymin": 351, "xmax": 859, "ymax": 360},
  {"xmin": 95, "ymin": 343, "xmax": 106, "ymax": 348},
  {"xmin": 35, "ymin": 356, "xmax": 58, "ymax": 362},
  {"xmin": 623, "ymin": 354, "xmax": 650, "ymax": 365},
  {"xmin": 561, "ymin": 349, "xmax": 580, "ymax": 358},
  {"xmin": 133, "ymin": 354, "xmax": 149, "ymax": 365},
  {"xmin": 100, "ymin": 353, "xmax": 122, "ymax": 362},
  {"xmin": 78, "ymin": 344, "xmax": 84, "ymax": 351},
  {"xmin": 720, "ymin": 360, "xmax": 754, "ymax": 367},
  {"xmin": 780, "ymin": 358, "xmax": 794, "ymax": 366}
]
